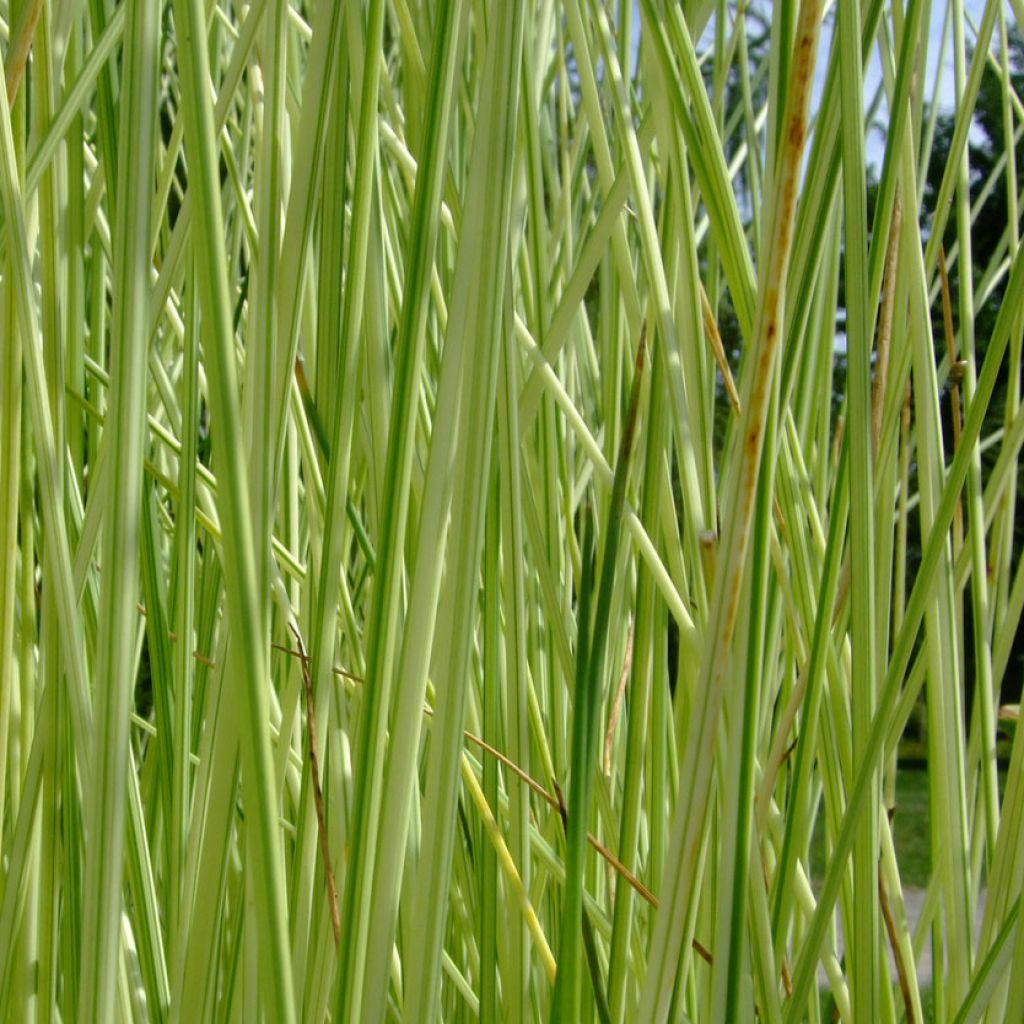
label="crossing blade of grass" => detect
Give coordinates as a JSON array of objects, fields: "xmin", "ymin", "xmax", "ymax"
[
  {"xmin": 494, "ymin": 224, "xmax": 533, "ymax": 1021},
  {"xmin": 272, "ymin": 0, "xmax": 352, "ymax": 991},
  {"xmin": 168, "ymin": 265, "xmax": 199, "ymax": 965},
  {"xmin": 606, "ymin": 364, "xmax": 667, "ymax": 1024}
]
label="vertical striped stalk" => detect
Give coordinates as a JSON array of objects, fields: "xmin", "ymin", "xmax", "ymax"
[
  {"xmin": 1, "ymin": 4, "xmax": 1023, "ymax": 1021},
  {"xmin": 332, "ymin": 2, "xmax": 463, "ymax": 1019},
  {"xmin": 403, "ymin": 4, "xmax": 525, "ymax": 1016},
  {"xmin": 711, "ymin": 380, "xmax": 777, "ymax": 1022},
  {"xmin": 78, "ymin": 1, "xmax": 160, "ymax": 1018},
  {"xmin": 170, "ymin": 0, "xmax": 296, "ymax": 1017},
  {"xmin": 836, "ymin": 0, "xmax": 880, "ymax": 1016},
  {"xmin": 168, "ymin": 265, "xmax": 200, "ymax": 960},
  {"xmin": 606, "ymin": 372, "xmax": 667, "ymax": 1023},
  {"xmin": 638, "ymin": 4, "xmax": 823, "ymax": 1018},
  {"xmin": 553, "ymin": 335, "xmax": 646, "ymax": 1022}
]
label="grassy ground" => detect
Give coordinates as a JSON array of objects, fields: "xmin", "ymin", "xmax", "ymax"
[{"xmin": 885, "ymin": 766, "xmax": 933, "ymax": 888}]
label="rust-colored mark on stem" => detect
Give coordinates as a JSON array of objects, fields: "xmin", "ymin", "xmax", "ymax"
[
  {"xmin": 5, "ymin": 0, "xmax": 43, "ymax": 106},
  {"xmin": 700, "ymin": 284, "xmax": 741, "ymax": 416},
  {"xmin": 879, "ymin": 871, "xmax": 918, "ymax": 1024},
  {"xmin": 692, "ymin": 0, "xmax": 824, "ymax": 917}
]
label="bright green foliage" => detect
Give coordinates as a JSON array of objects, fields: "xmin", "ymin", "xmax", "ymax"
[{"xmin": 0, "ymin": 1, "xmax": 1022, "ymax": 1021}]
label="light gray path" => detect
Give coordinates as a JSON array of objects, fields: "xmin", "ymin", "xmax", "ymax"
[{"xmin": 817, "ymin": 887, "xmax": 988, "ymax": 992}]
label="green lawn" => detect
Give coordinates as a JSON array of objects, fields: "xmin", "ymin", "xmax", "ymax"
[{"xmin": 887, "ymin": 766, "xmax": 933, "ymax": 888}]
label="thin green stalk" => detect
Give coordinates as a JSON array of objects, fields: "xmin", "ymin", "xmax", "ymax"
[
  {"xmin": 638, "ymin": 5, "xmax": 823, "ymax": 1017},
  {"xmin": 78, "ymin": 2, "xmax": 160, "ymax": 1011},
  {"xmin": 553, "ymin": 334, "xmax": 645, "ymax": 1022},
  {"xmin": 837, "ymin": 0, "xmax": 881, "ymax": 1015},
  {"xmin": 403, "ymin": 6, "xmax": 526, "ymax": 1017},
  {"xmin": 332, "ymin": 3, "xmax": 463, "ymax": 1019},
  {"xmin": 170, "ymin": 0, "xmax": 296, "ymax": 1016}
]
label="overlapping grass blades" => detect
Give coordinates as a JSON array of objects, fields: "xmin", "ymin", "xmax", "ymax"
[{"xmin": 0, "ymin": 1, "xmax": 1022, "ymax": 1021}]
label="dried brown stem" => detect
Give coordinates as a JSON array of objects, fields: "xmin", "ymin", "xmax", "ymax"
[
  {"xmin": 5, "ymin": 0, "xmax": 43, "ymax": 106},
  {"xmin": 879, "ymin": 871, "xmax": 918, "ymax": 1024},
  {"xmin": 700, "ymin": 283, "xmax": 742, "ymax": 416}
]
